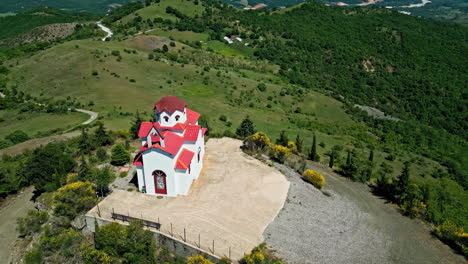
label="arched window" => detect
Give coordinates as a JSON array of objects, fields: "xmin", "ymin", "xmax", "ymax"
[
  {"xmin": 198, "ymin": 147, "xmax": 201, "ymax": 162},
  {"xmin": 163, "ymin": 116, "xmax": 169, "ymax": 122},
  {"xmin": 175, "ymin": 115, "xmax": 180, "ymax": 121},
  {"xmin": 152, "ymin": 170, "xmax": 167, "ymax": 194}
]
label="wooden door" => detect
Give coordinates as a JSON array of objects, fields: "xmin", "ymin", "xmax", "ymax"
[{"xmin": 153, "ymin": 170, "xmax": 167, "ymax": 195}]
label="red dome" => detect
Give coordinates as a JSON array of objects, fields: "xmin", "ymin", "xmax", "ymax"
[{"xmin": 154, "ymin": 95, "xmax": 186, "ymax": 114}]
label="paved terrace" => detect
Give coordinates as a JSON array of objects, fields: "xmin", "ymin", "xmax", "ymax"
[{"xmin": 87, "ymin": 138, "xmax": 290, "ymax": 260}]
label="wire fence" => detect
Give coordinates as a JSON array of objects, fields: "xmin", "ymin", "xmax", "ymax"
[{"xmin": 110, "ymin": 208, "xmax": 236, "ymax": 260}]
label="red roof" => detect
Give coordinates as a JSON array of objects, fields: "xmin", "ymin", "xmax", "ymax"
[
  {"xmin": 202, "ymin": 128, "xmax": 207, "ymax": 137},
  {"xmin": 133, "ymin": 153, "xmax": 143, "ymax": 166},
  {"xmin": 175, "ymin": 149, "xmax": 195, "ymax": 170},
  {"xmin": 138, "ymin": 122, "xmax": 154, "ymax": 138},
  {"xmin": 154, "ymin": 95, "xmax": 186, "ymax": 114},
  {"xmin": 186, "ymin": 108, "xmax": 200, "ymax": 125},
  {"xmin": 184, "ymin": 125, "xmax": 200, "ymax": 141}
]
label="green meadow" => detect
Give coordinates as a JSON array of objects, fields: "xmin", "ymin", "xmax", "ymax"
[{"xmin": 0, "ymin": 110, "xmax": 87, "ymax": 139}]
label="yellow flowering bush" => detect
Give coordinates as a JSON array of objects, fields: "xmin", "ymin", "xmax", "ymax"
[
  {"xmin": 303, "ymin": 169, "xmax": 326, "ymax": 189},
  {"xmin": 287, "ymin": 141, "xmax": 297, "ymax": 153},
  {"xmin": 244, "ymin": 132, "xmax": 271, "ymax": 151},
  {"xmin": 270, "ymin": 145, "xmax": 291, "ymax": 163},
  {"xmin": 52, "ymin": 181, "xmax": 96, "ymax": 219},
  {"xmin": 187, "ymin": 254, "xmax": 215, "ymax": 264}
]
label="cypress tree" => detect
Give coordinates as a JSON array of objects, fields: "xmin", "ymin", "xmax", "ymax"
[
  {"xmin": 78, "ymin": 156, "xmax": 92, "ymax": 181},
  {"xmin": 329, "ymin": 153, "xmax": 334, "ymax": 168},
  {"xmin": 369, "ymin": 149, "xmax": 374, "ymax": 162},
  {"xmin": 295, "ymin": 134, "xmax": 303, "ymax": 153},
  {"xmin": 111, "ymin": 144, "xmax": 130, "ymax": 166},
  {"xmin": 236, "ymin": 116, "xmax": 255, "ymax": 138},
  {"xmin": 94, "ymin": 121, "xmax": 112, "ymax": 146},
  {"xmin": 396, "ymin": 162, "xmax": 410, "ymax": 203},
  {"xmin": 78, "ymin": 127, "xmax": 91, "ymax": 155},
  {"xmin": 309, "ymin": 134, "xmax": 319, "ymax": 161},
  {"xmin": 129, "ymin": 110, "xmax": 143, "ymax": 139},
  {"xmin": 346, "ymin": 150, "xmax": 351, "ymax": 166},
  {"xmin": 276, "ymin": 130, "xmax": 289, "ymax": 147}
]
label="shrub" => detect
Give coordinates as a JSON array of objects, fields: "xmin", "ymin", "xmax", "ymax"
[
  {"xmin": 111, "ymin": 144, "xmax": 130, "ymax": 166},
  {"xmin": 187, "ymin": 255, "xmax": 214, "ymax": 264},
  {"xmin": 287, "ymin": 141, "xmax": 297, "ymax": 153},
  {"xmin": 219, "ymin": 115, "xmax": 227, "ymax": 122},
  {"xmin": 16, "ymin": 210, "xmax": 48, "ymax": 237},
  {"xmin": 257, "ymin": 83, "xmax": 266, "ymax": 92},
  {"xmin": 244, "ymin": 132, "xmax": 271, "ymax": 151},
  {"xmin": 435, "ymin": 221, "xmax": 468, "ymax": 255},
  {"xmin": 52, "ymin": 181, "xmax": 96, "ymax": 219},
  {"xmin": 303, "ymin": 169, "xmax": 326, "ymax": 189},
  {"xmin": 270, "ymin": 145, "xmax": 290, "ymax": 163},
  {"xmin": 6, "ymin": 130, "xmax": 29, "ymax": 144},
  {"xmin": 96, "ymin": 148, "xmax": 108, "ymax": 162}
]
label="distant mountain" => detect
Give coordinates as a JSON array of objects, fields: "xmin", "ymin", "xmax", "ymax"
[
  {"xmin": 0, "ymin": 0, "xmax": 141, "ymax": 15},
  {"xmin": 223, "ymin": 0, "xmax": 467, "ymax": 25}
]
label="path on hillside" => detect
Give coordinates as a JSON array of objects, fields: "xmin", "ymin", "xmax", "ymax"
[
  {"xmin": 96, "ymin": 21, "xmax": 113, "ymax": 41},
  {"xmin": 0, "ymin": 92, "xmax": 98, "ymax": 156},
  {"xmin": 264, "ymin": 161, "xmax": 465, "ymax": 264},
  {"xmin": 0, "ymin": 187, "xmax": 34, "ymax": 261}
]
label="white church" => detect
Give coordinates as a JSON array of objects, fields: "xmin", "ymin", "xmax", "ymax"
[{"xmin": 133, "ymin": 95, "xmax": 207, "ymax": 197}]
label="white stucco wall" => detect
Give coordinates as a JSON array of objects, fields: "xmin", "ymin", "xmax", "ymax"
[
  {"xmin": 141, "ymin": 148, "xmax": 177, "ymax": 197},
  {"xmin": 137, "ymin": 125, "xmax": 206, "ymax": 197},
  {"xmin": 155, "ymin": 108, "xmax": 187, "ymax": 127},
  {"xmin": 136, "ymin": 167, "xmax": 145, "ymax": 191}
]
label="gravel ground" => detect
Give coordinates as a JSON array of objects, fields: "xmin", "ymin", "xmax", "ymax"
[{"xmin": 264, "ymin": 162, "xmax": 465, "ymax": 264}]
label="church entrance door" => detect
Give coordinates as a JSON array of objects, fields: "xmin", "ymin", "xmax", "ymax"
[{"xmin": 153, "ymin": 170, "xmax": 167, "ymax": 195}]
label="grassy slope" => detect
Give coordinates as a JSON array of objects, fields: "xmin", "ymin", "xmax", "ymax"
[
  {"xmin": 0, "ymin": 7, "xmax": 99, "ymax": 40},
  {"xmin": 120, "ymin": 1, "xmax": 205, "ymax": 23},
  {"xmin": 7, "ymin": 33, "xmax": 442, "ymax": 180},
  {"xmin": 0, "ymin": 110, "xmax": 87, "ymax": 138},
  {"xmin": 3, "ymin": 0, "xmax": 445, "ymax": 181}
]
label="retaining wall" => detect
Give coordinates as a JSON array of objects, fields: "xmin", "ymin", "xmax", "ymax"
[{"xmin": 84, "ymin": 215, "xmax": 222, "ymax": 262}]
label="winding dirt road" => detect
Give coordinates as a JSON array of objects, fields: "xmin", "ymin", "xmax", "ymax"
[{"xmin": 0, "ymin": 92, "xmax": 98, "ymax": 156}]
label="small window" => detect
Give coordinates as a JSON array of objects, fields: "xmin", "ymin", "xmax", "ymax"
[
  {"xmin": 198, "ymin": 147, "xmax": 201, "ymax": 162},
  {"xmin": 175, "ymin": 115, "xmax": 180, "ymax": 121},
  {"xmin": 163, "ymin": 116, "xmax": 169, "ymax": 122}
]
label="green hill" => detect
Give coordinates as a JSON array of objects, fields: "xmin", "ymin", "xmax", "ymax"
[
  {"xmin": 1, "ymin": 0, "xmax": 467, "ymax": 257},
  {"xmin": 0, "ymin": 6, "xmax": 100, "ymax": 40}
]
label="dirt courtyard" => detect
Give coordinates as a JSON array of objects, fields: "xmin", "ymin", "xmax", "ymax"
[{"xmin": 87, "ymin": 138, "xmax": 290, "ymax": 260}]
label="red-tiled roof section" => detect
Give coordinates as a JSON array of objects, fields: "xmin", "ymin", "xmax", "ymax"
[
  {"xmin": 202, "ymin": 128, "xmax": 207, "ymax": 137},
  {"xmin": 175, "ymin": 149, "xmax": 195, "ymax": 170},
  {"xmin": 158, "ymin": 132, "xmax": 184, "ymax": 155},
  {"xmin": 184, "ymin": 125, "xmax": 200, "ymax": 141},
  {"xmin": 133, "ymin": 153, "xmax": 143, "ymax": 166},
  {"xmin": 138, "ymin": 122, "xmax": 153, "ymax": 138},
  {"xmin": 154, "ymin": 95, "xmax": 186, "ymax": 114},
  {"xmin": 186, "ymin": 108, "xmax": 200, "ymax": 124}
]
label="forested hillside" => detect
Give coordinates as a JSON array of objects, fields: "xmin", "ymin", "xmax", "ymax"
[{"xmin": 0, "ymin": 6, "xmax": 99, "ymax": 40}]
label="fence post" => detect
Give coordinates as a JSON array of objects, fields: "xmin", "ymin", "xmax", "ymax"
[
  {"xmin": 112, "ymin": 208, "xmax": 115, "ymax": 219},
  {"xmin": 170, "ymin": 223, "xmax": 173, "ymax": 236},
  {"xmin": 184, "ymin": 228, "xmax": 186, "ymax": 242},
  {"xmin": 198, "ymin": 233, "xmax": 200, "ymax": 248},
  {"xmin": 97, "ymin": 203, "xmax": 101, "ymax": 217},
  {"xmin": 229, "ymin": 246, "xmax": 231, "ymax": 259},
  {"xmin": 212, "ymin": 240, "xmax": 215, "ymax": 255}
]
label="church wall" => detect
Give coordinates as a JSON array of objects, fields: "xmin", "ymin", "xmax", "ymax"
[
  {"xmin": 136, "ymin": 166, "xmax": 145, "ymax": 191},
  {"xmin": 142, "ymin": 148, "xmax": 177, "ymax": 197}
]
